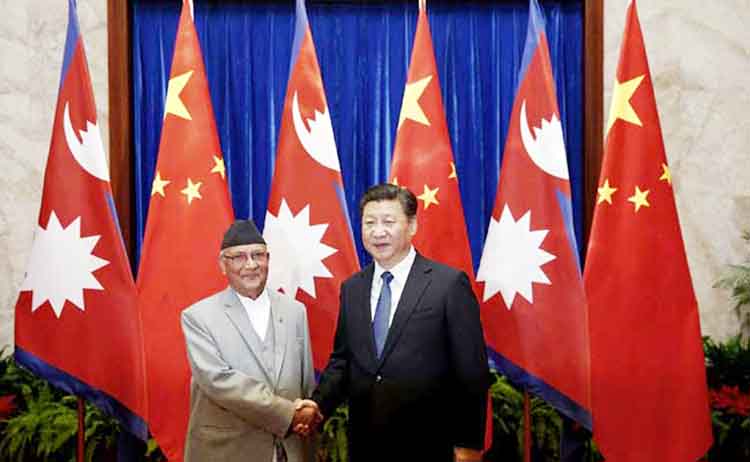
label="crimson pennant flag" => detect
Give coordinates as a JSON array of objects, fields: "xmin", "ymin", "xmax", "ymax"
[
  {"xmin": 388, "ymin": 1, "xmax": 493, "ymax": 450},
  {"xmin": 584, "ymin": 1, "xmax": 712, "ymax": 460},
  {"xmin": 136, "ymin": 1, "xmax": 234, "ymax": 459},
  {"xmin": 476, "ymin": 0, "xmax": 592, "ymax": 430},
  {"xmin": 13, "ymin": 0, "xmax": 147, "ymax": 439},
  {"xmin": 263, "ymin": 0, "xmax": 359, "ymax": 371}
]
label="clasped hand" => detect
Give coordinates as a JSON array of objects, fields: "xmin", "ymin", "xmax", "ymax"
[{"xmin": 290, "ymin": 399, "xmax": 323, "ymax": 437}]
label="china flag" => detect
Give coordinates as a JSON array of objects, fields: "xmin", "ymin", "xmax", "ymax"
[
  {"xmin": 584, "ymin": 2, "xmax": 712, "ymax": 460},
  {"xmin": 389, "ymin": 1, "xmax": 492, "ymax": 450},
  {"xmin": 389, "ymin": 2, "xmax": 473, "ymax": 276},
  {"xmin": 14, "ymin": 0, "xmax": 147, "ymax": 439},
  {"xmin": 136, "ymin": 1, "xmax": 234, "ymax": 460},
  {"xmin": 263, "ymin": 0, "xmax": 359, "ymax": 371},
  {"xmin": 477, "ymin": 0, "xmax": 591, "ymax": 430}
]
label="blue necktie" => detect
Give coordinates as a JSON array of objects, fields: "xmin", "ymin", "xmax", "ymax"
[{"xmin": 372, "ymin": 271, "xmax": 393, "ymax": 358}]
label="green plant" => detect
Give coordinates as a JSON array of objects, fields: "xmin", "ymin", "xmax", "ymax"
[
  {"xmin": 485, "ymin": 372, "xmax": 565, "ymax": 462},
  {"xmin": 703, "ymin": 336, "xmax": 750, "ymax": 461},
  {"xmin": 317, "ymin": 405, "xmax": 348, "ymax": 462},
  {"xmin": 714, "ymin": 231, "xmax": 750, "ymax": 334},
  {"xmin": 0, "ymin": 349, "xmax": 122, "ymax": 462}
]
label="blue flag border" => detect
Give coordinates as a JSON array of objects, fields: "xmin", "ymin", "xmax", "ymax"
[{"xmin": 14, "ymin": 347, "xmax": 148, "ymax": 441}]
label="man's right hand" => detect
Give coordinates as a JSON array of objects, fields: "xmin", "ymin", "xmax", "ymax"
[{"xmin": 290, "ymin": 399, "xmax": 323, "ymax": 437}]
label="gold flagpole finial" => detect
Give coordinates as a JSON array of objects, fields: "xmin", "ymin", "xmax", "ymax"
[{"xmin": 418, "ymin": 0, "xmax": 426, "ymax": 12}]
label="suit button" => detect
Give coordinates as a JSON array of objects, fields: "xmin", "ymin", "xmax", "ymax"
[{"xmin": 375, "ymin": 375, "xmax": 382, "ymax": 383}]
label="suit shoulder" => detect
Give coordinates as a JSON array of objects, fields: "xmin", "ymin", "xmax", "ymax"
[
  {"xmin": 341, "ymin": 264, "xmax": 372, "ymax": 290},
  {"xmin": 419, "ymin": 255, "xmax": 465, "ymax": 281}
]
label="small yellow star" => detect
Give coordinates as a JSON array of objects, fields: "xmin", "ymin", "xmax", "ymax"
[
  {"xmin": 151, "ymin": 171, "xmax": 171, "ymax": 197},
  {"xmin": 659, "ymin": 163, "xmax": 671, "ymax": 185},
  {"xmin": 417, "ymin": 184, "xmax": 439, "ymax": 210},
  {"xmin": 180, "ymin": 178, "xmax": 203, "ymax": 204},
  {"xmin": 606, "ymin": 74, "xmax": 645, "ymax": 135},
  {"xmin": 596, "ymin": 179, "xmax": 617, "ymax": 205},
  {"xmin": 165, "ymin": 70, "xmax": 194, "ymax": 120},
  {"xmin": 211, "ymin": 155, "xmax": 226, "ymax": 179},
  {"xmin": 627, "ymin": 186, "xmax": 650, "ymax": 212},
  {"xmin": 391, "ymin": 177, "xmax": 399, "ymax": 187},
  {"xmin": 398, "ymin": 75, "xmax": 432, "ymax": 129},
  {"xmin": 449, "ymin": 162, "xmax": 457, "ymax": 180}
]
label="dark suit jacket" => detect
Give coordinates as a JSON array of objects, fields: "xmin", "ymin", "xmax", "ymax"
[{"xmin": 313, "ymin": 254, "xmax": 490, "ymax": 461}]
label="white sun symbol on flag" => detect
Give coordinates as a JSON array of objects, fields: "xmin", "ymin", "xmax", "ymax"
[
  {"xmin": 477, "ymin": 204, "xmax": 556, "ymax": 309},
  {"xmin": 263, "ymin": 199, "xmax": 338, "ymax": 299},
  {"xmin": 21, "ymin": 211, "xmax": 109, "ymax": 318}
]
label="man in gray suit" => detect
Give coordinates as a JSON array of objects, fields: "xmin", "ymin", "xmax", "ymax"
[{"xmin": 181, "ymin": 220, "xmax": 320, "ymax": 462}]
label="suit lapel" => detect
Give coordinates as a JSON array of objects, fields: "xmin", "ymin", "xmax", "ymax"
[
  {"xmin": 379, "ymin": 254, "xmax": 432, "ymax": 366},
  {"xmin": 269, "ymin": 292, "xmax": 287, "ymax": 388},
  {"xmin": 222, "ymin": 288, "xmax": 274, "ymax": 384}
]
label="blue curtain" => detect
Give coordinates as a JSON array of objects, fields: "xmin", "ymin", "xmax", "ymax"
[{"xmin": 131, "ymin": 0, "xmax": 583, "ymax": 270}]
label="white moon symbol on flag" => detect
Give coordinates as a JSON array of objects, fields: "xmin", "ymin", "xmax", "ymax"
[
  {"xmin": 63, "ymin": 102, "xmax": 109, "ymax": 181},
  {"xmin": 519, "ymin": 100, "xmax": 569, "ymax": 180},
  {"xmin": 291, "ymin": 91, "xmax": 340, "ymax": 172}
]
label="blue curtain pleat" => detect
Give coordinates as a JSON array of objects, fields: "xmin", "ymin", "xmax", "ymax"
[{"xmin": 131, "ymin": 0, "xmax": 584, "ymax": 271}]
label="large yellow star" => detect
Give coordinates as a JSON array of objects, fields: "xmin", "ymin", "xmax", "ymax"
[
  {"xmin": 398, "ymin": 75, "xmax": 432, "ymax": 129},
  {"xmin": 627, "ymin": 185, "xmax": 650, "ymax": 212},
  {"xmin": 596, "ymin": 178, "xmax": 617, "ymax": 205},
  {"xmin": 417, "ymin": 184, "xmax": 439, "ymax": 210},
  {"xmin": 165, "ymin": 70, "xmax": 194, "ymax": 120},
  {"xmin": 449, "ymin": 162, "xmax": 457, "ymax": 180},
  {"xmin": 180, "ymin": 178, "xmax": 203, "ymax": 204},
  {"xmin": 211, "ymin": 155, "xmax": 226, "ymax": 179},
  {"xmin": 391, "ymin": 177, "xmax": 399, "ymax": 187},
  {"xmin": 151, "ymin": 171, "xmax": 170, "ymax": 197},
  {"xmin": 659, "ymin": 163, "xmax": 672, "ymax": 185},
  {"xmin": 606, "ymin": 74, "xmax": 644, "ymax": 134}
]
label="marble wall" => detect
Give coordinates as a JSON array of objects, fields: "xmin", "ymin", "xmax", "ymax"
[
  {"xmin": 604, "ymin": 0, "xmax": 750, "ymax": 340},
  {"xmin": 1, "ymin": 0, "xmax": 747, "ymax": 350}
]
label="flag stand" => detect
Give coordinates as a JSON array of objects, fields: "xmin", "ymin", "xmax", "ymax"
[
  {"xmin": 524, "ymin": 391, "xmax": 531, "ymax": 462},
  {"xmin": 77, "ymin": 398, "xmax": 84, "ymax": 462}
]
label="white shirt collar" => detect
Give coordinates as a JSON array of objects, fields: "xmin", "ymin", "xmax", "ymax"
[
  {"xmin": 235, "ymin": 288, "xmax": 271, "ymax": 341},
  {"xmin": 373, "ymin": 246, "xmax": 416, "ymax": 285}
]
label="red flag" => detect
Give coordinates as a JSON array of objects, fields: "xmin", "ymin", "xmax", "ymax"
[
  {"xmin": 14, "ymin": 0, "xmax": 147, "ymax": 438},
  {"xmin": 388, "ymin": 3, "xmax": 493, "ymax": 450},
  {"xmin": 476, "ymin": 0, "xmax": 591, "ymax": 429},
  {"xmin": 136, "ymin": 1, "xmax": 234, "ymax": 459},
  {"xmin": 389, "ymin": 4, "xmax": 473, "ymax": 277},
  {"xmin": 263, "ymin": 0, "xmax": 359, "ymax": 371},
  {"xmin": 584, "ymin": 2, "xmax": 712, "ymax": 460}
]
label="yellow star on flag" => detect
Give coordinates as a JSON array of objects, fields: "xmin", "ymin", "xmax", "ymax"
[
  {"xmin": 449, "ymin": 162, "xmax": 457, "ymax": 180},
  {"xmin": 596, "ymin": 179, "xmax": 617, "ymax": 205},
  {"xmin": 211, "ymin": 155, "xmax": 226, "ymax": 179},
  {"xmin": 627, "ymin": 185, "xmax": 650, "ymax": 212},
  {"xmin": 391, "ymin": 177, "xmax": 399, "ymax": 187},
  {"xmin": 165, "ymin": 70, "xmax": 194, "ymax": 120},
  {"xmin": 659, "ymin": 163, "xmax": 671, "ymax": 185},
  {"xmin": 180, "ymin": 178, "xmax": 203, "ymax": 204},
  {"xmin": 151, "ymin": 171, "xmax": 171, "ymax": 197},
  {"xmin": 398, "ymin": 75, "xmax": 432, "ymax": 129},
  {"xmin": 606, "ymin": 74, "xmax": 644, "ymax": 134},
  {"xmin": 417, "ymin": 184, "xmax": 439, "ymax": 210}
]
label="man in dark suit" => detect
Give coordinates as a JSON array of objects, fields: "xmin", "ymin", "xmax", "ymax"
[{"xmin": 311, "ymin": 184, "xmax": 490, "ymax": 462}]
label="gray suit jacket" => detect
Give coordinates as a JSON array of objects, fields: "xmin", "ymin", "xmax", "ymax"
[{"xmin": 181, "ymin": 287, "xmax": 316, "ymax": 462}]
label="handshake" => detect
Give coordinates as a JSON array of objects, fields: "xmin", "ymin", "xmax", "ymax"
[{"xmin": 290, "ymin": 399, "xmax": 323, "ymax": 437}]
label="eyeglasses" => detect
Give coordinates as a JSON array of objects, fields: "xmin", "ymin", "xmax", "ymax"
[{"xmin": 222, "ymin": 251, "xmax": 269, "ymax": 267}]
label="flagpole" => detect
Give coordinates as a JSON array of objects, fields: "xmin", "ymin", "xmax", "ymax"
[
  {"xmin": 523, "ymin": 392, "xmax": 531, "ymax": 462},
  {"xmin": 77, "ymin": 398, "xmax": 84, "ymax": 462}
]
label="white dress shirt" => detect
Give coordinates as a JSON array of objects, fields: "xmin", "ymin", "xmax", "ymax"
[
  {"xmin": 370, "ymin": 246, "xmax": 416, "ymax": 328},
  {"xmin": 236, "ymin": 289, "xmax": 271, "ymax": 341}
]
